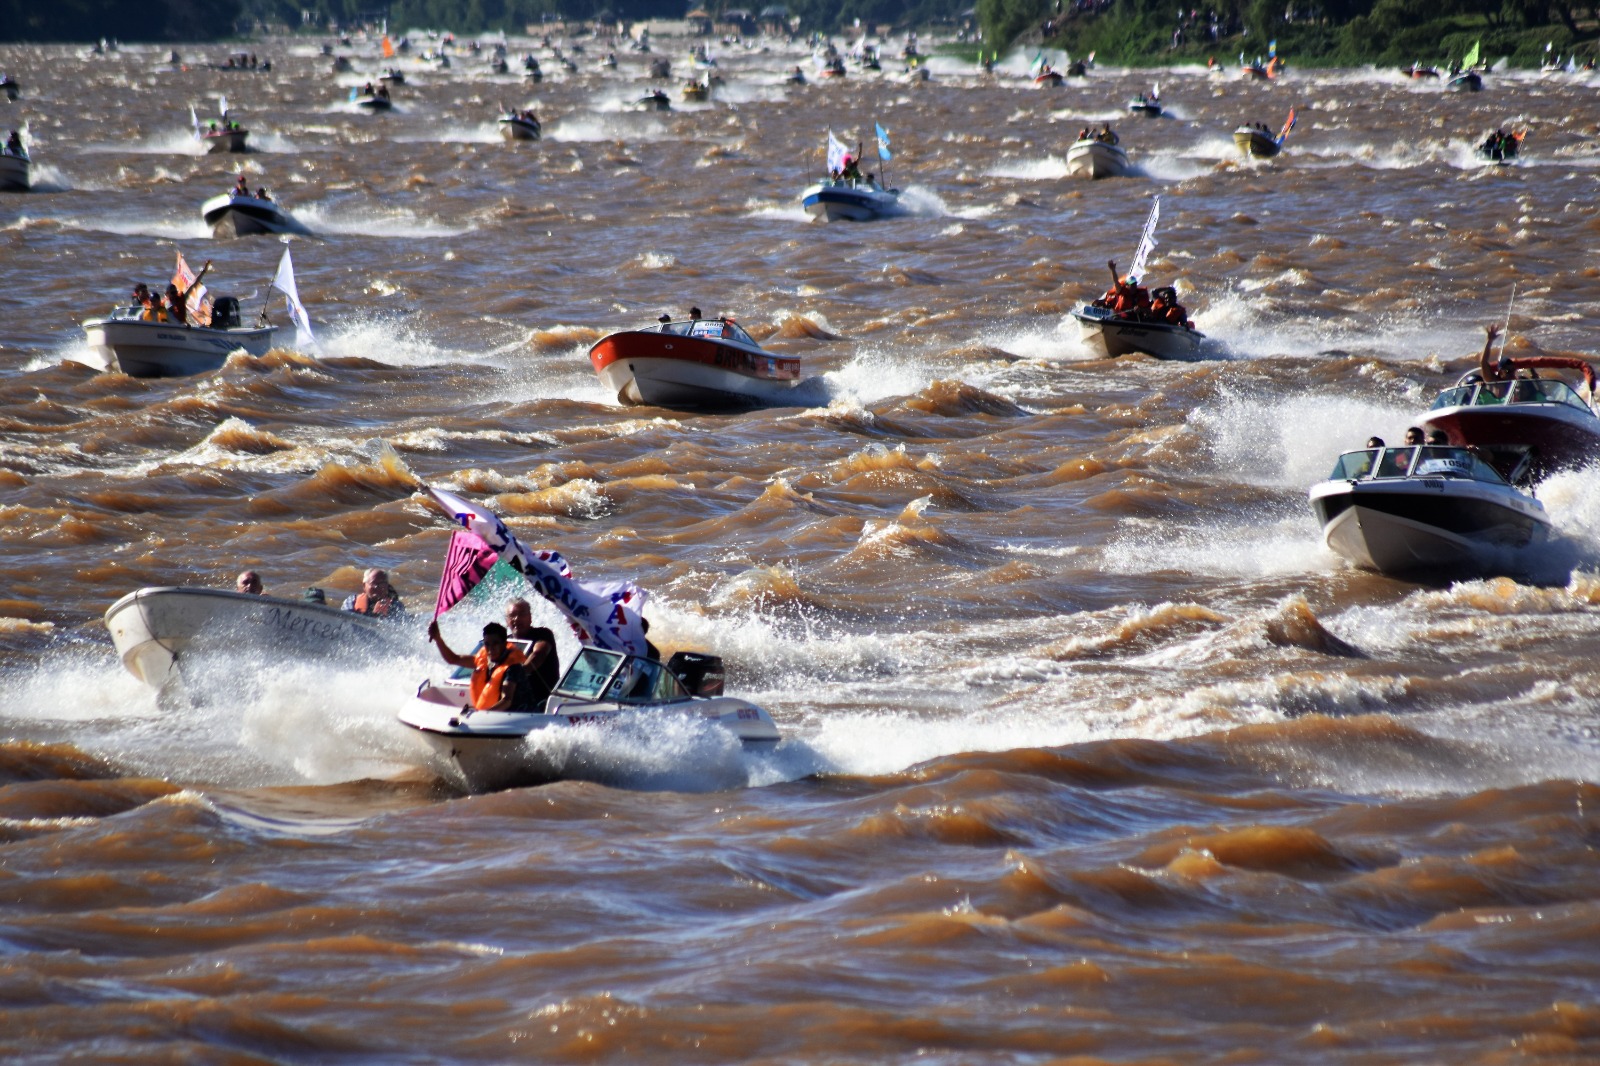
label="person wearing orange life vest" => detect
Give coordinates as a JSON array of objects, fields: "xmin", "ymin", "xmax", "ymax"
[
  {"xmin": 1097, "ymin": 259, "xmax": 1149, "ymax": 316},
  {"xmin": 427, "ymin": 620, "xmax": 533, "ymax": 711},
  {"xmin": 342, "ymin": 567, "xmax": 407, "ymax": 618}
]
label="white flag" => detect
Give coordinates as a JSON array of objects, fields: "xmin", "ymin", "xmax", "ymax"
[
  {"xmin": 423, "ymin": 485, "xmax": 650, "ymax": 656},
  {"xmin": 271, "ymin": 247, "xmax": 320, "ymax": 353},
  {"xmin": 1127, "ymin": 196, "xmax": 1160, "ymax": 284},
  {"xmin": 191, "ymin": 105, "xmax": 202, "ymax": 141},
  {"xmin": 826, "ymin": 130, "xmax": 849, "ymax": 174}
]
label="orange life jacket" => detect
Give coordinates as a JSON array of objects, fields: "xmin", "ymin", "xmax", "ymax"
[
  {"xmin": 350, "ymin": 592, "xmax": 399, "ymax": 616},
  {"xmin": 470, "ymin": 646, "xmax": 527, "ymax": 710}
]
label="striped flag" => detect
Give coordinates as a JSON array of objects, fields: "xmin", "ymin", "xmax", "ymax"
[{"xmin": 433, "ymin": 529, "xmax": 500, "ymax": 617}]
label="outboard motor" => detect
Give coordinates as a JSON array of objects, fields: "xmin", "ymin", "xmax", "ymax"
[
  {"xmin": 210, "ymin": 295, "xmax": 241, "ymax": 329},
  {"xmin": 667, "ymin": 651, "xmax": 724, "ymax": 696}
]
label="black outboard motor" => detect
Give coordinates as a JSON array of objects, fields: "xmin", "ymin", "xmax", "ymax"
[
  {"xmin": 210, "ymin": 295, "xmax": 241, "ymax": 329},
  {"xmin": 668, "ymin": 651, "xmax": 724, "ymax": 696}
]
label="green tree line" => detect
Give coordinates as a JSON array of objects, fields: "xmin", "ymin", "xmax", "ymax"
[{"xmin": 1, "ymin": 0, "xmax": 245, "ymax": 41}]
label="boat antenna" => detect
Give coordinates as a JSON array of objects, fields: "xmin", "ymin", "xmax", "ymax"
[{"xmin": 1499, "ymin": 282, "xmax": 1516, "ymax": 362}]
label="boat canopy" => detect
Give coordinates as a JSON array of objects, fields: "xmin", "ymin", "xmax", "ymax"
[
  {"xmin": 658, "ymin": 318, "xmax": 759, "ymax": 347},
  {"xmin": 1328, "ymin": 445, "xmax": 1508, "ymax": 484},
  {"xmin": 1431, "ymin": 377, "xmax": 1590, "ymax": 414}
]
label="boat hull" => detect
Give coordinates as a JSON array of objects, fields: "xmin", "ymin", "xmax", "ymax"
[
  {"xmin": 1309, "ymin": 480, "xmax": 1550, "ymax": 576},
  {"xmin": 355, "ymin": 96, "xmax": 392, "ymax": 111},
  {"xmin": 201, "ymin": 193, "xmax": 311, "ymax": 237},
  {"xmin": 1065, "ymin": 140, "xmax": 1128, "ymax": 178},
  {"xmin": 105, "ymin": 587, "xmax": 393, "ymax": 692},
  {"xmin": 78, "ymin": 316, "xmax": 277, "ymax": 377},
  {"xmin": 590, "ymin": 331, "xmax": 801, "ymax": 410},
  {"xmin": 203, "ymin": 129, "xmax": 249, "ymax": 153},
  {"xmin": 1448, "ymin": 72, "xmax": 1482, "ymax": 92},
  {"xmin": 1234, "ymin": 130, "xmax": 1280, "ymax": 158},
  {"xmin": 0, "ymin": 154, "xmax": 29, "ymax": 191},
  {"xmin": 1034, "ymin": 72, "xmax": 1063, "ymax": 87},
  {"xmin": 1073, "ymin": 309, "xmax": 1204, "ymax": 359},
  {"xmin": 801, "ymin": 181, "xmax": 900, "ymax": 222},
  {"xmin": 499, "ymin": 118, "xmax": 540, "ymax": 141},
  {"xmin": 398, "ymin": 687, "xmax": 781, "ymax": 793}
]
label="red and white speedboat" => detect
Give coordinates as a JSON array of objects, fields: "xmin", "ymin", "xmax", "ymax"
[
  {"xmin": 589, "ymin": 317, "xmax": 802, "ymax": 409},
  {"xmin": 1420, "ymin": 358, "xmax": 1600, "ymax": 482}
]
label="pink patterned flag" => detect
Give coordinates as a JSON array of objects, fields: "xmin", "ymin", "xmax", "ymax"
[{"xmin": 433, "ymin": 529, "xmax": 499, "ymax": 618}]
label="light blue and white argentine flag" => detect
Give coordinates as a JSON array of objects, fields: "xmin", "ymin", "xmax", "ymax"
[{"xmin": 875, "ymin": 123, "xmax": 891, "ymax": 161}]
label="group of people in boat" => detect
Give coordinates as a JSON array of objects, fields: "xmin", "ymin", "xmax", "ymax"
[
  {"xmin": 129, "ymin": 265, "xmax": 208, "ymax": 325},
  {"xmin": 358, "ymin": 82, "xmax": 392, "ymax": 100},
  {"xmin": 1478, "ymin": 128, "xmax": 1520, "ymax": 159},
  {"xmin": 1075, "ymin": 123, "xmax": 1119, "ymax": 145},
  {"xmin": 235, "ymin": 566, "xmax": 407, "ymax": 617},
  {"xmin": 229, "ymin": 174, "xmax": 271, "ymax": 200},
  {"xmin": 1091, "ymin": 259, "xmax": 1195, "ymax": 329},
  {"xmin": 505, "ymin": 108, "xmax": 540, "ymax": 125},
  {"xmin": 830, "ymin": 147, "xmax": 877, "ymax": 185}
]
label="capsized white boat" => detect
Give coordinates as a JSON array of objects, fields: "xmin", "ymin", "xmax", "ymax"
[
  {"xmin": 201, "ymin": 191, "xmax": 312, "ymax": 237},
  {"xmin": 77, "ymin": 297, "xmax": 275, "ymax": 377},
  {"xmin": 106, "ymin": 587, "xmax": 399, "ymax": 693},
  {"xmin": 398, "ymin": 645, "xmax": 781, "ymax": 792},
  {"xmin": 589, "ymin": 316, "xmax": 802, "ymax": 409},
  {"xmin": 1066, "ymin": 138, "xmax": 1129, "ymax": 178},
  {"xmin": 1308, "ymin": 444, "xmax": 1551, "ymax": 576}
]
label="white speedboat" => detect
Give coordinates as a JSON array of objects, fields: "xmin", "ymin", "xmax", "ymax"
[
  {"xmin": 105, "ymin": 587, "xmax": 394, "ymax": 692},
  {"xmin": 1071, "ymin": 303, "xmax": 1203, "ymax": 359},
  {"xmin": 1309, "ymin": 444, "xmax": 1551, "ymax": 576},
  {"xmin": 0, "ymin": 150, "xmax": 28, "ymax": 191},
  {"xmin": 398, "ymin": 645, "xmax": 781, "ymax": 792},
  {"xmin": 1420, "ymin": 360, "xmax": 1600, "ymax": 481},
  {"xmin": 201, "ymin": 191, "xmax": 312, "ymax": 237},
  {"xmin": 1066, "ymin": 138, "xmax": 1129, "ymax": 178},
  {"xmin": 201, "ymin": 126, "xmax": 249, "ymax": 153},
  {"xmin": 589, "ymin": 316, "xmax": 801, "ymax": 409},
  {"xmin": 77, "ymin": 297, "xmax": 275, "ymax": 376},
  {"xmin": 800, "ymin": 178, "xmax": 900, "ymax": 221}
]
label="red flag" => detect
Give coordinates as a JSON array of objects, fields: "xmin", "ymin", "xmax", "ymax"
[{"xmin": 433, "ymin": 529, "xmax": 499, "ymax": 618}]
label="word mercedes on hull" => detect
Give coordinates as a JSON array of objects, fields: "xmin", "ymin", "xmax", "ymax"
[
  {"xmin": 800, "ymin": 177, "xmax": 901, "ymax": 222},
  {"xmin": 589, "ymin": 317, "xmax": 801, "ymax": 410},
  {"xmin": 1072, "ymin": 303, "xmax": 1203, "ymax": 360},
  {"xmin": 398, "ymin": 645, "xmax": 781, "ymax": 792},
  {"xmin": 105, "ymin": 587, "xmax": 400, "ymax": 694},
  {"xmin": 76, "ymin": 297, "xmax": 275, "ymax": 377},
  {"xmin": 1420, "ymin": 362, "xmax": 1600, "ymax": 482},
  {"xmin": 201, "ymin": 191, "xmax": 312, "ymax": 238},
  {"xmin": 1309, "ymin": 445, "xmax": 1551, "ymax": 577}
]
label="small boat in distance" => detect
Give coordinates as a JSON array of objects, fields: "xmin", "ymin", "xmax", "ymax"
[
  {"xmin": 636, "ymin": 89, "xmax": 671, "ymax": 111},
  {"xmin": 589, "ymin": 315, "xmax": 802, "ymax": 409},
  {"xmin": 1309, "ymin": 444, "xmax": 1551, "ymax": 577},
  {"xmin": 1066, "ymin": 134, "xmax": 1129, "ymax": 178},
  {"xmin": 398, "ymin": 644, "xmax": 781, "ymax": 792},
  {"xmin": 1478, "ymin": 128, "xmax": 1522, "ymax": 163},
  {"xmin": 1128, "ymin": 88, "xmax": 1162, "ymax": 116},
  {"xmin": 352, "ymin": 83, "xmax": 393, "ymax": 111},
  {"xmin": 498, "ymin": 109, "xmax": 541, "ymax": 140},
  {"xmin": 1, "ymin": 75, "xmax": 20, "ymax": 102},
  {"xmin": 1401, "ymin": 62, "xmax": 1439, "ymax": 78},
  {"xmin": 379, "ymin": 68, "xmax": 406, "ymax": 85},
  {"xmin": 0, "ymin": 132, "xmax": 29, "ymax": 191},
  {"xmin": 201, "ymin": 186, "xmax": 312, "ymax": 238},
  {"xmin": 195, "ymin": 104, "xmax": 249, "ymax": 154},
  {"xmin": 1071, "ymin": 196, "xmax": 1204, "ymax": 359},
  {"xmin": 1448, "ymin": 70, "xmax": 1482, "ymax": 91},
  {"xmin": 802, "ymin": 177, "xmax": 900, "ymax": 220},
  {"xmin": 1234, "ymin": 108, "xmax": 1296, "ymax": 158}
]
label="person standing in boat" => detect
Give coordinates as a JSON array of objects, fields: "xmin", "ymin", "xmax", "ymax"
[
  {"xmin": 1479, "ymin": 322, "xmax": 1512, "ymax": 382},
  {"xmin": 343, "ymin": 568, "xmax": 406, "ymax": 618},
  {"xmin": 232, "ymin": 174, "xmax": 249, "ymax": 198}
]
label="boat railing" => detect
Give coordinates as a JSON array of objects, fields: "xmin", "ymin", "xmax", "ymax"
[
  {"xmin": 1330, "ymin": 445, "xmax": 1508, "ymax": 485},
  {"xmin": 1431, "ymin": 378, "xmax": 1589, "ymax": 412}
]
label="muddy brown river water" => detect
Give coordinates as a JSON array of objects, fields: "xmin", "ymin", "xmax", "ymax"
[{"xmin": 1, "ymin": 35, "xmax": 1599, "ymax": 1063}]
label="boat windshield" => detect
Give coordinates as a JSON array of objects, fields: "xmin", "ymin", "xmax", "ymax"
[
  {"xmin": 1330, "ymin": 446, "xmax": 1508, "ymax": 484},
  {"xmin": 553, "ymin": 647, "xmax": 624, "ymax": 699},
  {"xmin": 1431, "ymin": 378, "xmax": 1591, "ymax": 412},
  {"xmin": 599, "ymin": 656, "xmax": 689, "ymax": 704},
  {"xmin": 657, "ymin": 319, "xmax": 759, "ymax": 347}
]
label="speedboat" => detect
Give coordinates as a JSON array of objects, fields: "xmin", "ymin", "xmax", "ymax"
[
  {"xmin": 1234, "ymin": 126, "xmax": 1280, "ymax": 157},
  {"xmin": 1128, "ymin": 95, "xmax": 1162, "ymax": 116},
  {"xmin": 1401, "ymin": 63, "xmax": 1439, "ymax": 78},
  {"xmin": 1241, "ymin": 61, "xmax": 1268, "ymax": 80},
  {"xmin": 397, "ymin": 645, "xmax": 781, "ymax": 792},
  {"xmin": 1, "ymin": 76, "xmax": 19, "ymax": 102},
  {"xmin": 1066, "ymin": 59, "xmax": 1088, "ymax": 77},
  {"xmin": 801, "ymin": 177, "xmax": 901, "ymax": 221},
  {"xmin": 821, "ymin": 56, "xmax": 847, "ymax": 78},
  {"xmin": 682, "ymin": 79, "xmax": 711, "ymax": 102},
  {"xmin": 1066, "ymin": 138, "xmax": 1129, "ymax": 178},
  {"xmin": 1072, "ymin": 303, "xmax": 1204, "ymax": 359},
  {"xmin": 1420, "ymin": 361, "xmax": 1600, "ymax": 481},
  {"xmin": 354, "ymin": 90, "xmax": 393, "ymax": 111},
  {"xmin": 0, "ymin": 147, "xmax": 29, "ymax": 191},
  {"xmin": 589, "ymin": 317, "xmax": 801, "ymax": 409},
  {"xmin": 636, "ymin": 89, "xmax": 671, "ymax": 111},
  {"xmin": 1308, "ymin": 444, "xmax": 1551, "ymax": 576},
  {"xmin": 202, "ymin": 191, "xmax": 312, "ymax": 237},
  {"xmin": 1034, "ymin": 69, "xmax": 1064, "ymax": 87},
  {"xmin": 77, "ymin": 295, "xmax": 275, "ymax": 377},
  {"xmin": 498, "ymin": 112, "xmax": 541, "ymax": 140},
  {"xmin": 1478, "ymin": 132, "xmax": 1521, "ymax": 163},
  {"xmin": 201, "ymin": 125, "xmax": 249, "ymax": 153},
  {"xmin": 105, "ymin": 586, "xmax": 394, "ymax": 693},
  {"xmin": 379, "ymin": 68, "xmax": 406, "ymax": 85},
  {"xmin": 1448, "ymin": 70, "xmax": 1482, "ymax": 91}
]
